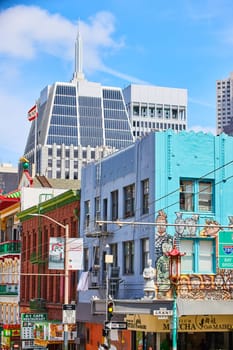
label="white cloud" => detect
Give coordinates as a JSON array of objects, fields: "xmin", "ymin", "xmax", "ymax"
[
  {"xmin": 0, "ymin": 6, "xmax": 125, "ymax": 71},
  {"xmin": 0, "ymin": 5, "xmax": 75, "ymax": 59},
  {"xmin": 0, "ymin": 6, "xmax": 144, "ymax": 83},
  {"xmin": 0, "ymin": 5, "xmax": 146, "ymax": 165},
  {"xmin": 189, "ymin": 97, "xmax": 215, "ymax": 109},
  {"xmin": 188, "ymin": 125, "xmax": 216, "ymax": 135},
  {"xmin": 183, "ymin": 0, "xmax": 228, "ymax": 22}
]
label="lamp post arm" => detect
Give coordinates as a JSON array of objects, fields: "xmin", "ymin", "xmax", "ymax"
[{"xmin": 30, "ymin": 213, "xmax": 67, "ymax": 229}]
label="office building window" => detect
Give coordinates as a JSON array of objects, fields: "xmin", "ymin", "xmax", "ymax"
[
  {"xmin": 84, "ymin": 200, "xmax": 90, "ymax": 228},
  {"xmin": 111, "ymin": 190, "xmax": 118, "ymax": 220},
  {"xmin": 149, "ymin": 106, "xmax": 155, "ymax": 117},
  {"xmin": 133, "ymin": 105, "xmax": 139, "ymax": 115},
  {"xmin": 164, "ymin": 107, "xmax": 170, "ymax": 118},
  {"xmin": 124, "ymin": 184, "xmax": 135, "ymax": 218},
  {"xmin": 123, "ymin": 241, "xmax": 134, "ymax": 274},
  {"xmin": 141, "ymin": 106, "xmax": 147, "ymax": 117},
  {"xmin": 180, "ymin": 179, "xmax": 213, "ymax": 212},
  {"xmin": 142, "ymin": 179, "xmax": 149, "ymax": 215},
  {"xmin": 180, "ymin": 238, "xmax": 215, "ymax": 274},
  {"xmin": 141, "ymin": 238, "xmax": 150, "ymax": 272}
]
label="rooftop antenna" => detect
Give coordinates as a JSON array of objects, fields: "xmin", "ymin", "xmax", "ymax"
[{"xmin": 72, "ymin": 19, "xmax": 85, "ymax": 82}]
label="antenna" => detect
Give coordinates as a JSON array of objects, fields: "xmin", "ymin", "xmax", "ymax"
[{"xmin": 72, "ymin": 20, "xmax": 85, "ymax": 82}]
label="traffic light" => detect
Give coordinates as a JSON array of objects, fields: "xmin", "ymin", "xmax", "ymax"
[{"xmin": 107, "ymin": 301, "xmax": 114, "ymax": 321}]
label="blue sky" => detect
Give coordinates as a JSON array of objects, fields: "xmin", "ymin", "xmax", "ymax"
[{"xmin": 1, "ymin": 0, "xmax": 233, "ymax": 166}]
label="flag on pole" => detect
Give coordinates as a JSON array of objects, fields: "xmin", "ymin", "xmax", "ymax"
[{"xmin": 27, "ymin": 104, "xmax": 38, "ymax": 122}]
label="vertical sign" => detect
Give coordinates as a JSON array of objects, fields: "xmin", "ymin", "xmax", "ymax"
[
  {"xmin": 48, "ymin": 237, "xmax": 64, "ymax": 270},
  {"xmin": 218, "ymin": 231, "xmax": 233, "ymax": 269},
  {"xmin": 67, "ymin": 238, "xmax": 83, "ymax": 270}
]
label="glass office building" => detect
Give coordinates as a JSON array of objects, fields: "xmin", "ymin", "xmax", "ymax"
[{"xmin": 23, "ymin": 80, "xmax": 134, "ymax": 180}]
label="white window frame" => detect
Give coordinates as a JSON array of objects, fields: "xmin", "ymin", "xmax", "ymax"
[{"xmin": 180, "ymin": 238, "xmax": 216, "ymax": 274}]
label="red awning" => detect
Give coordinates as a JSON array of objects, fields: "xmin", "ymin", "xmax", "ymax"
[{"xmin": 0, "ymin": 194, "xmax": 20, "ymax": 211}]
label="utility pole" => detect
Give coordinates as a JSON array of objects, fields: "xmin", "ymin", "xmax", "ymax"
[
  {"xmin": 30, "ymin": 214, "xmax": 69, "ymax": 350},
  {"xmin": 105, "ymin": 245, "xmax": 113, "ymax": 349}
]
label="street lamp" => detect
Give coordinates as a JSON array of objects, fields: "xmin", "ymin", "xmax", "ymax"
[
  {"xmin": 166, "ymin": 243, "xmax": 185, "ymax": 350},
  {"xmin": 30, "ymin": 213, "xmax": 69, "ymax": 350}
]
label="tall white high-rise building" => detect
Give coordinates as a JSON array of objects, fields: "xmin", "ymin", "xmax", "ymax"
[{"xmin": 216, "ymin": 72, "xmax": 233, "ymax": 135}]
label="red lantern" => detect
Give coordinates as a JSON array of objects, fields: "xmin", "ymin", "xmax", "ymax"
[{"xmin": 166, "ymin": 244, "xmax": 185, "ymax": 283}]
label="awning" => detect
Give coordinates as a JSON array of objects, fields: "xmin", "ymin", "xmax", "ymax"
[
  {"xmin": 0, "ymin": 191, "xmax": 21, "ymax": 210},
  {"xmin": 177, "ymin": 298, "xmax": 233, "ymax": 316}
]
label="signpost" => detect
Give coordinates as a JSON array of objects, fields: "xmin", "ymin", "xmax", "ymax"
[
  {"xmin": 104, "ymin": 321, "xmax": 127, "ymax": 330},
  {"xmin": 218, "ymin": 231, "xmax": 233, "ymax": 269},
  {"xmin": 63, "ymin": 304, "xmax": 76, "ymax": 324}
]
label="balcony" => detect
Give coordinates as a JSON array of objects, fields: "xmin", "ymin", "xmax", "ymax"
[
  {"xmin": 0, "ymin": 241, "xmax": 21, "ymax": 255},
  {"xmin": 30, "ymin": 298, "xmax": 47, "ymax": 311},
  {"xmin": 0, "ymin": 284, "xmax": 18, "ymax": 295}
]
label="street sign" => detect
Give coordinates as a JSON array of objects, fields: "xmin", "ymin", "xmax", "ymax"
[
  {"xmin": 21, "ymin": 313, "xmax": 47, "ymax": 322},
  {"xmin": 63, "ymin": 304, "xmax": 76, "ymax": 324},
  {"xmin": 218, "ymin": 231, "xmax": 233, "ymax": 269},
  {"xmin": 153, "ymin": 308, "xmax": 173, "ymax": 318},
  {"xmin": 104, "ymin": 321, "xmax": 127, "ymax": 330}
]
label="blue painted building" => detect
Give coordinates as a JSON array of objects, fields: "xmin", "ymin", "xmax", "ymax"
[{"xmin": 77, "ymin": 130, "xmax": 233, "ymax": 350}]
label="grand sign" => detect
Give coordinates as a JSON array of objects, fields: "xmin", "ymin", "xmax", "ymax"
[{"xmin": 125, "ymin": 314, "xmax": 233, "ymax": 333}]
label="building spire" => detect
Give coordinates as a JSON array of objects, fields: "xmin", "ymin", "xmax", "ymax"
[{"xmin": 72, "ymin": 21, "xmax": 85, "ymax": 82}]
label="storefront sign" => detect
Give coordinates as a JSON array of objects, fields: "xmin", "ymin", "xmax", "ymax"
[
  {"xmin": 125, "ymin": 314, "xmax": 233, "ymax": 333},
  {"xmin": 21, "ymin": 313, "xmax": 47, "ymax": 322}
]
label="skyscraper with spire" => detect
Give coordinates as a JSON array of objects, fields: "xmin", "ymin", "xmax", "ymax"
[
  {"xmin": 22, "ymin": 26, "xmax": 187, "ymax": 180},
  {"xmin": 22, "ymin": 28, "xmax": 134, "ymax": 180}
]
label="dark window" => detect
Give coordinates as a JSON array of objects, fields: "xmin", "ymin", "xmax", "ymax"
[
  {"xmin": 142, "ymin": 179, "xmax": 149, "ymax": 215},
  {"xmin": 124, "ymin": 184, "xmax": 135, "ymax": 218},
  {"xmin": 141, "ymin": 238, "xmax": 149, "ymax": 272},
  {"xmin": 111, "ymin": 190, "xmax": 118, "ymax": 220},
  {"xmin": 123, "ymin": 241, "xmax": 134, "ymax": 274}
]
